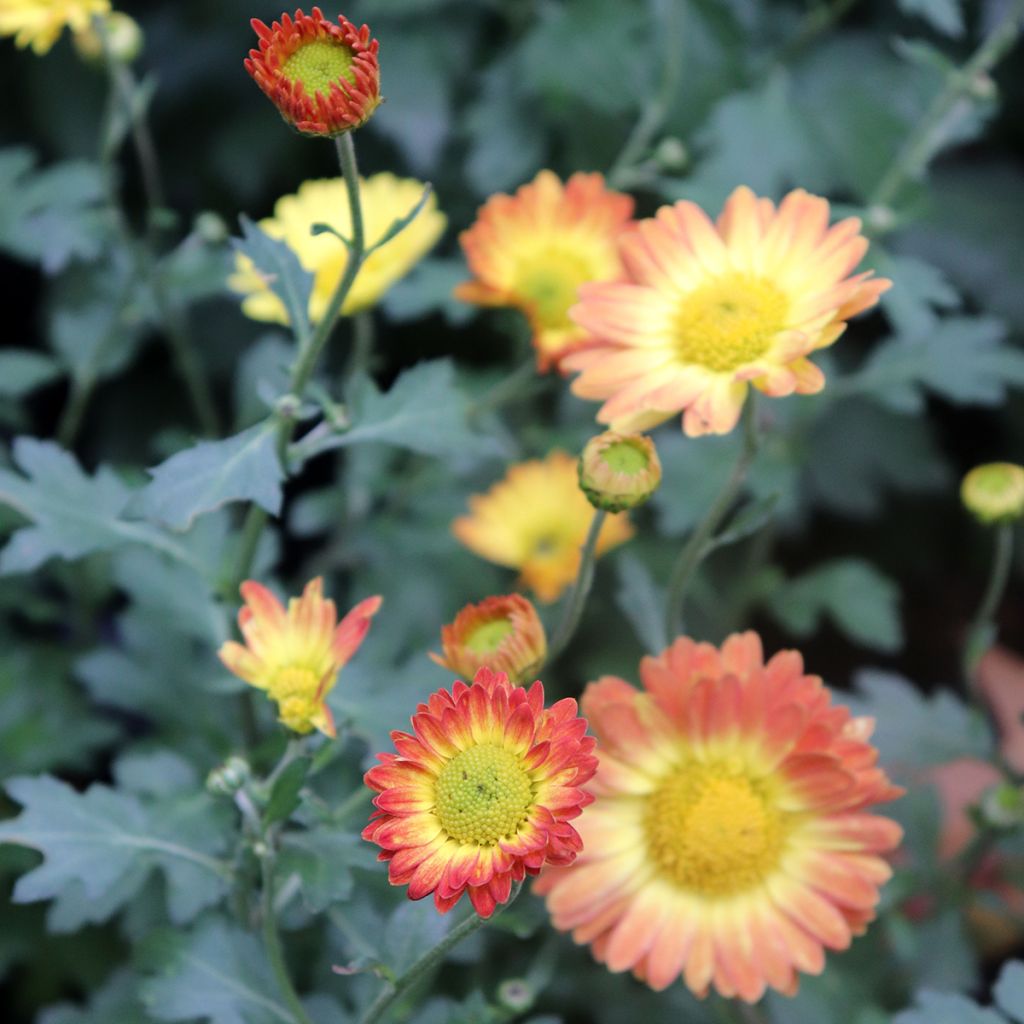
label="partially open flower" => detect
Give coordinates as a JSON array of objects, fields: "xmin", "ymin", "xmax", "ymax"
[
  {"xmin": 245, "ymin": 7, "xmax": 380, "ymax": 137},
  {"xmin": 363, "ymin": 667, "xmax": 597, "ymax": 917},
  {"xmin": 961, "ymin": 462, "xmax": 1024, "ymax": 525},
  {"xmin": 430, "ymin": 595, "xmax": 547, "ymax": 684},
  {"xmin": 0, "ymin": 0, "xmax": 110, "ymax": 55},
  {"xmin": 219, "ymin": 578, "xmax": 381, "ymax": 737},
  {"xmin": 579, "ymin": 432, "xmax": 662, "ymax": 513}
]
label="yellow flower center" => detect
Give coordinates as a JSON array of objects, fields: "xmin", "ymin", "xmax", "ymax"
[
  {"xmin": 270, "ymin": 666, "xmax": 322, "ymax": 733},
  {"xmin": 464, "ymin": 618, "xmax": 515, "ymax": 655},
  {"xmin": 601, "ymin": 439, "xmax": 649, "ymax": 475},
  {"xmin": 671, "ymin": 273, "xmax": 788, "ymax": 373},
  {"xmin": 515, "ymin": 250, "xmax": 596, "ymax": 330},
  {"xmin": 281, "ymin": 39, "xmax": 356, "ymax": 98},
  {"xmin": 644, "ymin": 761, "xmax": 788, "ymax": 896},
  {"xmin": 435, "ymin": 744, "xmax": 533, "ymax": 846}
]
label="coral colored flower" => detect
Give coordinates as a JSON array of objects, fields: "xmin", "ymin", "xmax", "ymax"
[
  {"xmin": 535, "ymin": 633, "xmax": 903, "ymax": 1002},
  {"xmin": 219, "ymin": 578, "xmax": 381, "ymax": 737},
  {"xmin": 566, "ymin": 186, "xmax": 891, "ymax": 436},
  {"xmin": 961, "ymin": 462, "xmax": 1024, "ymax": 525},
  {"xmin": 245, "ymin": 7, "xmax": 380, "ymax": 137},
  {"xmin": 455, "ymin": 171, "xmax": 635, "ymax": 372},
  {"xmin": 0, "ymin": 0, "xmax": 110, "ymax": 54},
  {"xmin": 430, "ymin": 594, "xmax": 547, "ymax": 684},
  {"xmin": 452, "ymin": 450, "xmax": 633, "ymax": 603},
  {"xmin": 363, "ymin": 666, "xmax": 597, "ymax": 917},
  {"xmin": 229, "ymin": 174, "xmax": 445, "ymax": 323}
]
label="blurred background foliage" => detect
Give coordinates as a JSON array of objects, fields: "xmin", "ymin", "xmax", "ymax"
[{"xmin": 1, "ymin": 0, "xmax": 1024, "ymax": 1021}]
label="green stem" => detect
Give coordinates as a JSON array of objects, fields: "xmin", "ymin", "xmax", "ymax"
[
  {"xmin": 358, "ymin": 882, "xmax": 524, "ymax": 1024},
  {"xmin": 664, "ymin": 399, "xmax": 760, "ymax": 638},
  {"xmin": 290, "ymin": 133, "xmax": 366, "ymax": 399},
  {"xmin": 346, "ymin": 309, "xmax": 376, "ymax": 383},
  {"xmin": 469, "ymin": 357, "xmax": 545, "ymax": 418},
  {"xmin": 261, "ymin": 855, "xmax": 316, "ymax": 1024},
  {"xmin": 869, "ymin": 0, "xmax": 1024, "ymax": 211},
  {"xmin": 776, "ymin": 0, "xmax": 859, "ymax": 66},
  {"xmin": 963, "ymin": 521, "xmax": 1014, "ymax": 679},
  {"xmin": 546, "ymin": 509, "xmax": 608, "ymax": 663}
]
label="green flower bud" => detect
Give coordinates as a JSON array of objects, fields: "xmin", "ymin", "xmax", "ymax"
[
  {"xmin": 961, "ymin": 462, "xmax": 1024, "ymax": 525},
  {"xmin": 579, "ymin": 431, "xmax": 662, "ymax": 513}
]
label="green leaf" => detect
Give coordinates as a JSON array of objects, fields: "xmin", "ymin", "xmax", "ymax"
[
  {"xmin": 995, "ymin": 961, "xmax": 1024, "ymax": 1023},
  {"xmin": 0, "ymin": 147, "xmax": 108, "ymax": 273},
  {"xmin": 847, "ymin": 669, "xmax": 993, "ymax": 770},
  {"xmin": 893, "ymin": 991, "xmax": 1005, "ymax": 1024},
  {"xmin": 872, "ymin": 251, "xmax": 960, "ymax": 337},
  {"xmin": 0, "ymin": 776, "xmax": 232, "ymax": 926},
  {"xmin": 142, "ymin": 916, "xmax": 294, "ymax": 1024},
  {"xmin": 839, "ymin": 317, "xmax": 1024, "ymax": 413},
  {"xmin": 0, "ymin": 437, "xmax": 196, "ymax": 575},
  {"xmin": 382, "ymin": 257, "xmax": 474, "ymax": 326},
  {"xmin": 709, "ymin": 494, "xmax": 779, "ymax": 550},
  {"xmin": 277, "ymin": 825, "xmax": 375, "ymax": 913},
  {"xmin": 615, "ymin": 553, "xmax": 668, "ymax": 655},
  {"xmin": 368, "ymin": 183, "xmax": 434, "ymax": 253},
  {"xmin": 39, "ymin": 969, "xmax": 152, "ymax": 1024},
  {"xmin": 898, "ymin": 0, "xmax": 965, "ymax": 36},
  {"xmin": 0, "ymin": 349, "xmax": 63, "ymax": 397},
  {"xmin": 262, "ymin": 757, "xmax": 311, "ymax": 826},
  {"xmin": 233, "ymin": 214, "xmax": 314, "ymax": 342},
  {"xmin": 768, "ymin": 558, "xmax": 903, "ymax": 652},
  {"xmin": 134, "ymin": 423, "xmax": 284, "ymax": 531}
]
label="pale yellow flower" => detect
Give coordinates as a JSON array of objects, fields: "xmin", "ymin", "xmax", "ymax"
[{"xmin": 0, "ymin": 0, "xmax": 110, "ymax": 55}]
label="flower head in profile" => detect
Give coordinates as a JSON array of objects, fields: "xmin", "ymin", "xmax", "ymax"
[
  {"xmin": 455, "ymin": 171, "xmax": 634, "ymax": 372},
  {"xmin": 430, "ymin": 594, "xmax": 547, "ymax": 684},
  {"xmin": 453, "ymin": 450, "xmax": 633, "ymax": 603},
  {"xmin": 363, "ymin": 667, "xmax": 597, "ymax": 917},
  {"xmin": 245, "ymin": 7, "xmax": 380, "ymax": 137},
  {"xmin": 535, "ymin": 633, "xmax": 902, "ymax": 1002},
  {"xmin": 567, "ymin": 186, "xmax": 891, "ymax": 436},
  {"xmin": 0, "ymin": 0, "xmax": 110, "ymax": 54},
  {"xmin": 219, "ymin": 578, "xmax": 381, "ymax": 737},
  {"xmin": 229, "ymin": 174, "xmax": 445, "ymax": 323},
  {"xmin": 961, "ymin": 462, "xmax": 1024, "ymax": 525}
]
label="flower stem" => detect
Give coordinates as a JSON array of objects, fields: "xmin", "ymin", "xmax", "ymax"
[
  {"xmin": 868, "ymin": 0, "xmax": 1024, "ymax": 212},
  {"xmin": 261, "ymin": 854, "xmax": 316, "ymax": 1024},
  {"xmin": 357, "ymin": 882, "xmax": 524, "ymax": 1024},
  {"xmin": 345, "ymin": 309, "xmax": 376, "ymax": 383},
  {"xmin": 664, "ymin": 399, "xmax": 760, "ymax": 639},
  {"xmin": 547, "ymin": 509, "xmax": 608, "ymax": 663},
  {"xmin": 963, "ymin": 521, "xmax": 1014, "ymax": 680}
]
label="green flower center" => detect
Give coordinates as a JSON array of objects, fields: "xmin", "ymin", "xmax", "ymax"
[
  {"xmin": 464, "ymin": 618, "xmax": 515, "ymax": 655},
  {"xmin": 601, "ymin": 439, "xmax": 649, "ymax": 475},
  {"xmin": 672, "ymin": 273, "xmax": 788, "ymax": 373},
  {"xmin": 435, "ymin": 744, "xmax": 533, "ymax": 846},
  {"xmin": 516, "ymin": 250, "xmax": 596, "ymax": 330},
  {"xmin": 281, "ymin": 39, "xmax": 356, "ymax": 98}
]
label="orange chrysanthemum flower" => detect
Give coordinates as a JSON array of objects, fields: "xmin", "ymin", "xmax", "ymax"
[
  {"xmin": 363, "ymin": 667, "xmax": 597, "ymax": 917},
  {"xmin": 455, "ymin": 171, "xmax": 635, "ymax": 372},
  {"xmin": 452, "ymin": 450, "xmax": 633, "ymax": 603},
  {"xmin": 566, "ymin": 186, "xmax": 891, "ymax": 436},
  {"xmin": 245, "ymin": 7, "xmax": 380, "ymax": 137},
  {"xmin": 219, "ymin": 578, "xmax": 381, "ymax": 737},
  {"xmin": 535, "ymin": 633, "xmax": 903, "ymax": 1002},
  {"xmin": 430, "ymin": 594, "xmax": 547, "ymax": 684}
]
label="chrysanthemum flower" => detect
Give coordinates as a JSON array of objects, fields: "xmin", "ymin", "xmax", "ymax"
[
  {"xmin": 245, "ymin": 7, "xmax": 380, "ymax": 137},
  {"xmin": 363, "ymin": 666, "xmax": 597, "ymax": 917},
  {"xmin": 219, "ymin": 578, "xmax": 381, "ymax": 737},
  {"xmin": 566, "ymin": 186, "xmax": 891, "ymax": 436},
  {"xmin": 455, "ymin": 171, "xmax": 635, "ymax": 372},
  {"xmin": 430, "ymin": 594, "xmax": 547, "ymax": 684},
  {"xmin": 535, "ymin": 633, "xmax": 903, "ymax": 1002},
  {"xmin": 229, "ymin": 174, "xmax": 445, "ymax": 323},
  {"xmin": 0, "ymin": 0, "xmax": 110, "ymax": 54},
  {"xmin": 452, "ymin": 450, "xmax": 633, "ymax": 603}
]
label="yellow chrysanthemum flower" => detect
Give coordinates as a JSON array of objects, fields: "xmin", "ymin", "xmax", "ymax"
[
  {"xmin": 0, "ymin": 0, "xmax": 110, "ymax": 54},
  {"xmin": 229, "ymin": 173, "xmax": 446, "ymax": 324},
  {"xmin": 566, "ymin": 186, "xmax": 891, "ymax": 436},
  {"xmin": 453, "ymin": 451, "xmax": 633, "ymax": 603}
]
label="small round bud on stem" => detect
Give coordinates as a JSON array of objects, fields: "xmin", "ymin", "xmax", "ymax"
[
  {"xmin": 74, "ymin": 12, "xmax": 143, "ymax": 63},
  {"xmin": 497, "ymin": 978, "xmax": 534, "ymax": 1012},
  {"xmin": 961, "ymin": 462, "xmax": 1024, "ymax": 525},
  {"xmin": 654, "ymin": 136, "xmax": 688, "ymax": 172},
  {"xmin": 207, "ymin": 755, "xmax": 252, "ymax": 796},
  {"xmin": 579, "ymin": 431, "xmax": 662, "ymax": 513}
]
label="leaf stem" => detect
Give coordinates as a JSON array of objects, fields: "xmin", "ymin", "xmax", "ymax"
[
  {"xmin": 546, "ymin": 509, "xmax": 608, "ymax": 663},
  {"xmin": 664, "ymin": 398, "xmax": 760, "ymax": 638},
  {"xmin": 358, "ymin": 881, "xmax": 524, "ymax": 1024},
  {"xmin": 261, "ymin": 854, "xmax": 316, "ymax": 1024},
  {"xmin": 963, "ymin": 521, "xmax": 1014, "ymax": 680},
  {"xmin": 868, "ymin": 0, "xmax": 1024, "ymax": 212}
]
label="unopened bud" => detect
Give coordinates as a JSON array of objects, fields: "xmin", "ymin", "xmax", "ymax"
[
  {"xmin": 497, "ymin": 978, "xmax": 534, "ymax": 1012},
  {"xmin": 206, "ymin": 755, "xmax": 251, "ymax": 796},
  {"xmin": 195, "ymin": 211, "xmax": 229, "ymax": 245},
  {"xmin": 74, "ymin": 12, "xmax": 143, "ymax": 64},
  {"xmin": 866, "ymin": 204, "xmax": 896, "ymax": 234},
  {"xmin": 654, "ymin": 136, "xmax": 688, "ymax": 172},
  {"xmin": 980, "ymin": 782, "xmax": 1024, "ymax": 830},
  {"xmin": 961, "ymin": 462, "xmax": 1024, "ymax": 525},
  {"xmin": 579, "ymin": 431, "xmax": 662, "ymax": 513},
  {"xmin": 969, "ymin": 72, "xmax": 997, "ymax": 102}
]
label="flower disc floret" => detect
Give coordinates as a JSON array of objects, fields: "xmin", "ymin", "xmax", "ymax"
[
  {"xmin": 453, "ymin": 451, "xmax": 633, "ymax": 603},
  {"xmin": 565, "ymin": 186, "xmax": 891, "ymax": 436},
  {"xmin": 245, "ymin": 7, "xmax": 380, "ymax": 137},
  {"xmin": 535, "ymin": 632, "xmax": 903, "ymax": 1002},
  {"xmin": 430, "ymin": 594, "xmax": 547, "ymax": 683},
  {"xmin": 363, "ymin": 667, "xmax": 597, "ymax": 917},
  {"xmin": 961, "ymin": 462, "xmax": 1024, "ymax": 525},
  {"xmin": 218, "ymin": 578, "xmax": 381, "ymax": 737},
  {"xmin": 455, "ymin": 171, "xmax": 635, "ymax": 372}
]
